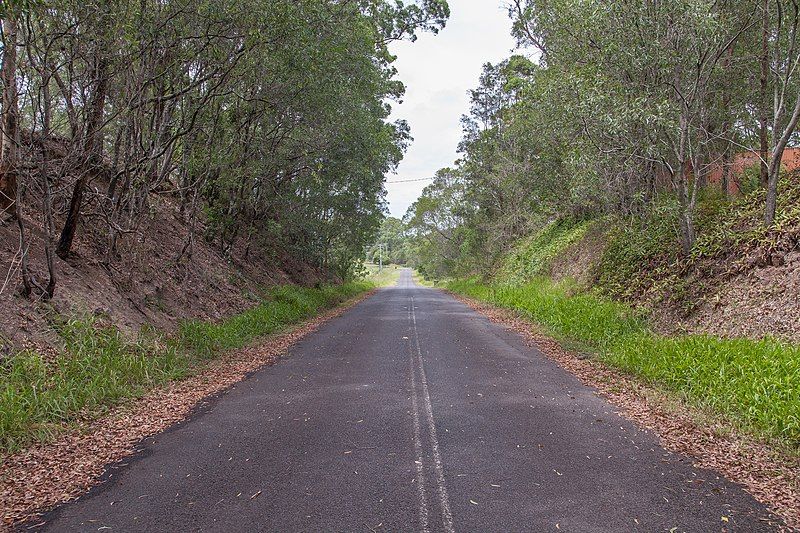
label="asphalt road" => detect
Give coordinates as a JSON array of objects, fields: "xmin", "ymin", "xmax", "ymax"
[{"xmin": 39, "ymin": 269, "xmax": 776, "ymax": 532}]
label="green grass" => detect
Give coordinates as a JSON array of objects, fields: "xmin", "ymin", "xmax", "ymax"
[
  {"xmin": 447, "ymin": 278, "xmax": 800, "ymax": 449},
  {"xmin": 362, "ymin": 263, "xmax": 402, "ymax": 287},
  {"xmin": 0, "ymin": 282, "xmax": 372, "ymax": 454},
  {"xmin": 497, "ymin": 219, "xmax": 595, "ymax": 284}
]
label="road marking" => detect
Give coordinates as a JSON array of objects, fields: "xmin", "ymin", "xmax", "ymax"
[
  {"xmin": 411, "ymin": 295, "xmax": 455, "ymax": 533},
  {"xmin": 407, "ymin": 303, "xmax": 430, "ymax": 533}
]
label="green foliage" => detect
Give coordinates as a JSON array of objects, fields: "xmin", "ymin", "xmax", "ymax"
[
  {"xmin": 687, "ymin": 174, "xmax": 800, "ymax": 265},
  {"xmin": 448, "ymin": 279, "xmax": 800, "ymax": 447},
  {"xmin": 367, "ymin": 217, "xmax": 411, "ymax": 265},
  {"xmin": 0, "ymin": 319, "xmax": 187, "ymax": 453},
  {"xmin": 597, "ymin": 175, "xmax": 800, "ymax": 303},
  {"xmin": 403, "ymin": 168, "xmax": 474, "ymax": 279},
  {"xmin": 0, "ymin": 283, "xmax": 371, "ymax": 453},
  {"xmin": 595, "ymin": 197, "xmax": 683, "ymax": 301},
  {"xmin": 404, "ymin": 0, "xmax": 800, "ymax": 278},
  {"xmin": 497, "ymin": 219, "xmax": 595, "ymax": 283},
  {"xmin": 13, "ymin": 0, "xmax": 451, "ymax": 282}
]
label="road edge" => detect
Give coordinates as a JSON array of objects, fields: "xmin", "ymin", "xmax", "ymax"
[
  {"xmin": 445, "ymin": 289, "xmax": 799, "ymax": 532},
  {"xmin": 0, "ymin": 290, "xmax": 378, "ymax": 530}
]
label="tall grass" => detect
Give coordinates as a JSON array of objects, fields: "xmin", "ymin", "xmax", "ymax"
[
  {"xmin": 448, "ymin": 278, "xmax": 800, "ymax": 447},
  {"xmin": 0, "ymin": 282, "xmax": 371, "ymax": 453}
]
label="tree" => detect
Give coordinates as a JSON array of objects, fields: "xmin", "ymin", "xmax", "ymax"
[
  {"xmin": 0, "ymin": 1, "xmax": 20, "ymax": 220},
  {"xmin": 764, "ymin": 0, "xmax": 800, "ymax": 225},
  {"xmin": 4, "ymin": 0, "xmax": 450, "ymax": 297}
]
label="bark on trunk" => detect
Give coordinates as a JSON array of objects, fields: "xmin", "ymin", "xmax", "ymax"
[
  {"xmin": 0, "ymin": 15, "xmax": 19, "ymax": 219},
  {"xmin": 759, "ymin": 0, "xmax": 770, "ymax": 187},
  {"xmin": 764, "ymin": 93, "xmax": 800, "ymax": 225},
  {"xmin": 56, "ymin": 55, "xmax": 108, "ymax": 258}
]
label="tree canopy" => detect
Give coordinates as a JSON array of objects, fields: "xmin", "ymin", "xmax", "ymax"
[
  {"xmin": 0, "ymin": 0, "xmax": 450, "ymax": 295},
  {"xmin": 405, "ymin": 0, "xmax": 800, "ymax": 278}
]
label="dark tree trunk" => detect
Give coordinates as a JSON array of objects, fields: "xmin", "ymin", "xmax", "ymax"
[
  {"xmin": 759, "ymin": 0, "xmax": 770, "ymax": 187},
  {"xmin": 0, "ymin": 15, "xmax": 19, "ymax": 219},
  {"xmin": 56, "ymin": 55, "xmax": 108, "ymax": 258}
]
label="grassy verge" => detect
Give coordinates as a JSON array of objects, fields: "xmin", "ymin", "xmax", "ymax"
[
  {"xmin": 447, "ymin": 278, "xmax": 800, "ymax": 450},
  {"xmin": 0, "ymin": 282, "xmax": 372, "ymax": 454},
  {"xmin": 363, "ymin": 263, "xmax": 402, "ymax": 287}
]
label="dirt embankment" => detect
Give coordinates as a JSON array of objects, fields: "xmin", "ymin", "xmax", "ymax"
[
  {"xmin": 652, "ymin": 251, "xmax": 800, "ymax": 341},
  {"xmin": 0, "ymin": 193, "xmax": 328, "ymax": 356},
  {"xmin": 545, "ymin": 211, "xmax": 800, "ymax": 344}
]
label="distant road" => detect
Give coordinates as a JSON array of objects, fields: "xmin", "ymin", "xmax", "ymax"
[{"xmin": 40, "ymin": 269, "xmax": 775, "ymax": 532}]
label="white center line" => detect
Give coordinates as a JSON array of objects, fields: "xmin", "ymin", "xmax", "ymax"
[
  {"xmin": 407, "ymin": 302, "xmax": 431, "ymax": 533},
  {"xmin": 411, "ymin": 295, "xmax": 456, "ymax": 533}
]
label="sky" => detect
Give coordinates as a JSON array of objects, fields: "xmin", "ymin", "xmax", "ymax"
[{"xmin": 385, "ymin": 1, "xmax": 517, "ymax": 217}]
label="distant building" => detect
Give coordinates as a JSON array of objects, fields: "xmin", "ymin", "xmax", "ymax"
[{"xmin": 707, "ymin": 147, "xmax": 800, "ymax": 194}]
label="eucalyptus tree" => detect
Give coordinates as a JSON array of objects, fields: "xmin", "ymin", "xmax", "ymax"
[
  {"xmin": 2, "ymin": 0, "xmax": 450, "ymax": 298},
  {"xmin": 509, "ymin": 0, "xmax": 757, "ymax": 252},
  {"xmin": 763, "ymin": 0, "xmax": 800, "ymax": 224},
  {"xmin": 404, "ymin": 168, "xmax": 472, "ymax": 278}
]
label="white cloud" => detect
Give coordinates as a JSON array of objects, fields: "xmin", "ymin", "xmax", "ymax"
[{"xmin": 386, "ymin": 0, "xmax": 516, "ymax": 217}]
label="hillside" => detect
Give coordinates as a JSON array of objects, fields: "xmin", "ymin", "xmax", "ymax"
[
  {"xmin": 587, "ymin": 173, "xmax": 799, "ymax": 342},
  {"xmin": 429, "ymin": 173, "xmax": 800, "ymax": 344},
  {"xmin": 0, "ymin": 192, "xmax": 328, "ymax": 356}
]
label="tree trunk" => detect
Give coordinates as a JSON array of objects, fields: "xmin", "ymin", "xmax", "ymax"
[
  {"xmin": 764, "ymin": 93, "xmax": 800, "ymax": 225},
  {"xmin": 720, "ymin": 45, "xmax": 734, "ymax": 197},
  {"xmin": 40, "ymin": 78, "xmax": 57, "ymax": 297},
  {"xmin": 677, "ymin": 156, "xmax": 700, "ymax": 255},
  {"xmin": 765, "ymin": 170, "xmax": 778, "ymax": 225},
  {"xmin": 763, "ymin": 0, "xmax": 800, "ymax": 225},
  {"xmin": 56, "ymin": 54, "xmax": 109, "ymax": 258},
  {"xmin": 759, "ymin": 0, "xmax": 770, "ymax": 187},
  {"xmin": 721, "ymin": 147, "xmax": 733, "ymax": 196},
  {"xmin": 674, "ymin": 111, "xmax": 697, "ymax": 254},
  {"xmin": 0, "ymin": 15, "xmax": 19, "ymax": 220}
]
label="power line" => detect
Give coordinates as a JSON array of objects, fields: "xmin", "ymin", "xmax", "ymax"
[{"xmin": 385, "ymin": 177, "xmax": 434, "ymax": 184}]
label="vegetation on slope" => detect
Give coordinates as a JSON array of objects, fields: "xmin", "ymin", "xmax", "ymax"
[
  {"xmin": 0, "ymin": 282, "xmax": 372, "ymax": 453},
  {"xmin": 0, "ymin": 0, "xmax": 450, "ymax": 302},
  {"xmin": 597, "ymin": 175, "xmax": 800, "ymax": 308},
  {"xmin": 496, "ymin": 219, "xmax": 595, "ymax": 283},
  {"xmin": 402, "ymin": 0, "xmax": 799, "ymax": 284}
]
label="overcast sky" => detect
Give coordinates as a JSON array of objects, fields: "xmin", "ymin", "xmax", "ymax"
[{"xmin": 385, "ymin": 1, "xmax": 517, "ymax": 217}]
